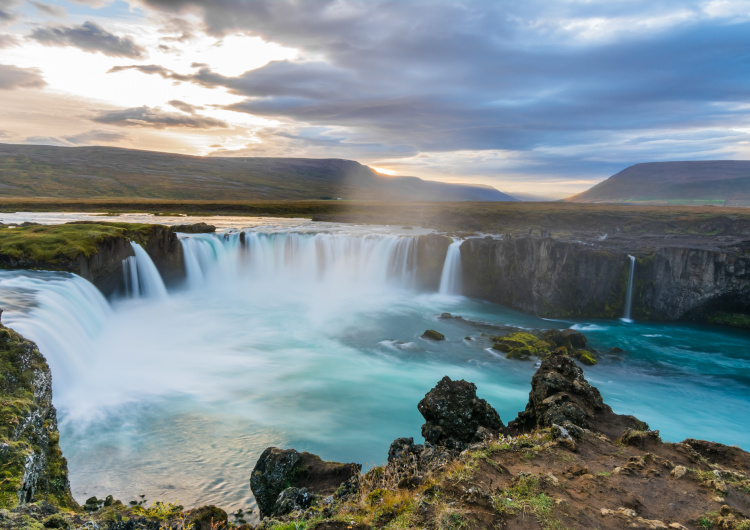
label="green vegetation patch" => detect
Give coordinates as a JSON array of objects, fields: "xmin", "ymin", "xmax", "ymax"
[
  {"xmin": 0, "ymin": 222, "xmax": 160, "ymax": 265},
  {"xmin": 706, "ymin": 312, "xmax": 750, "ymax": 330}
]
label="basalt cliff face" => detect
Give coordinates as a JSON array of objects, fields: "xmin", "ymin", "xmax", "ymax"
[{"xmin": 454, "ymin": 235, "xmax": 750, "ymax": 322}]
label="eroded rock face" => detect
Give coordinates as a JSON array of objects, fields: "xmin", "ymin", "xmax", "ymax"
[
  {"xmin": 508, "ymin": 352, "xmax": 646, "ymax": 439},
  {"xmin": 0, "ymin": 325, "xmax": 75, "ymax": 510},
  {"xmin": 418, "ymin": 376, "xmax": 503, "ymax": 448},
  {"xmin": 250, "ymin": 447, "xmax": 360, "ymax": 519}
]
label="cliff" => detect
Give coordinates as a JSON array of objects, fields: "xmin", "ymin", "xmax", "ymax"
[
  {"xmin": 0, "ymin": 322, "xmax": 75, "ymax": 510},
  {"xmin": 0, "ymin": 222, "xmax": 184, "ymax": 296},
  {"xmin": 450, "ymin": 235, "xmax": 750, "ymax": 322}
]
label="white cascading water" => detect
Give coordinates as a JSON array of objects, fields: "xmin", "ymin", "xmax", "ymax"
[
  {"xmin": 438, "ymin": 239, "xmax": 463, "ymax": 295},
  {"xmin": 0, "ymin": 270, "xmax": 111, "ymax": 402},
  {"xmin": 122, "ymin": 242, "xmax": 168, "ymax": 299},
  {"xmin": 180, "ymin": 232, "xmax": 419, "ymax": 290},
  {"xmin": 622, "ymin": 254, "xmax": 636, "ymax": 322}
]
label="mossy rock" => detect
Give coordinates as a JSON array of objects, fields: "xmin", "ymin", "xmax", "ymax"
[
  {"xmin": 506, "ymin": 345, "xmax": 535, "ymax": 360},
  {"xmin": 575, "ymin": 350, "xmax": 598, "ymax": 365},
  {"xmin": 492, "ymin": 332, "xmax": 553, "ymax": 360},
  {"xmin": 422, "ymin": 329, "xmax": 445, "ymax": 341}
]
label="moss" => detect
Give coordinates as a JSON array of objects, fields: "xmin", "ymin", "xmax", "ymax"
[
  {"xmin": 706, "ymin": 312, "xmax": 750, "ymax": 330},
  {"xmin": 492, "ymin": 332, "xmax": 553, "ymax": 360},
  {"xmin": 0, "ymin": 222, "xmax": 161, "ymax": 265},
  {"xmin": 576, "ymin": 351, "xmax": 598, "ymax": 365}
]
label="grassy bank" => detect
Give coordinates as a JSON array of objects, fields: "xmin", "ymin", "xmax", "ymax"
[{"xmin": 0, "ymin": 222, "xmax": 161, "ymax": 265}]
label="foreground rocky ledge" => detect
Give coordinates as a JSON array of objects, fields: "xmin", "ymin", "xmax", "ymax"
[{"xmin": 4, "ymin": 342, "xmax": 748, "ymax": 530}]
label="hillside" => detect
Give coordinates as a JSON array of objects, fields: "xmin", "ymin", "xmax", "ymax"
[
  {"xmin": 0, "ymin": 143, "xmax": 515, "ymax": 202},
  {"xmin": 567, "ymin": 161, "xmax": 750, "ymax": 206}
]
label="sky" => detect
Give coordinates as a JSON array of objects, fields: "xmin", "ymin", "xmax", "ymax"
[{"xmin": 1, "ymin": 1, "xmax": 750, "ymax": 198}]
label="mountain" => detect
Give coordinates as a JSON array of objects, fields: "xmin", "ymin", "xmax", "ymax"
[
  {"xmin": 0, "ymin": 143, "xmax": 516, "ymax": 202},
  {"xmin": 566, "ymin": 161, "xmax": 750, "ymax": 206}
]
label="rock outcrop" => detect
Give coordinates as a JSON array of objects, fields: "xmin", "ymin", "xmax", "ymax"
[
  {"xmin": 418, "ymin": 376, "xmax": 503, "ymax": 448},
  {"xmin": 170, "ymin": 222, "xmax": 216, "ymax": 234},
  {"xmin": 508, "ymin": 352, "xmax": 646, "ymax": 439},
  {"xmin": 0, "ymin": 324, "xmax": 75, "ymax": 510},
  {"xmin": 250, "ymin": 447, "xmax": 360, "ymax": 519},
  {"xmin": 0, "ymin": 222, "xmax": 185, "ymax": 296}
]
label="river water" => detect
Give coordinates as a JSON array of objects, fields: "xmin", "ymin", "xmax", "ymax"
[{"xmin": 0, "ymin": 216, "xmax": 748, "ymax": 516}]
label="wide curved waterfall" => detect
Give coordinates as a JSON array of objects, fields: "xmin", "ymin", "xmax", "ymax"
[
  {"xmin": 180, "ymin": 232, "xmax": 418, "ymax": 291},
  {"xmin": 1, "ymin": 227, "xmax": 750, "ymax": 516}
]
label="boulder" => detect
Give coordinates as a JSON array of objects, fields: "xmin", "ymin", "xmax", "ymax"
[
  {"xmin": 417, "ymin": 376, "xmax": 503, "ymax": 448},
  {"xmin": 250, "ymin": 447, "xmax": 361, "ymax": 519},
  {"xmin": 508, "ymin": 352, "xmax": 647, "ymax": 439},
  {"xmin": 422, "ymin": 329, "xmax": 445, "ymax": 341},
  {"xmin": 184, "ymin": 505, "xmax": 228, "ymax": 530}
]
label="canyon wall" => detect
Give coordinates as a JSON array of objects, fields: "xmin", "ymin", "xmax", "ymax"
[{"xmin": 454, "ymin": 236, "xmax": 750, "ymax": 321}]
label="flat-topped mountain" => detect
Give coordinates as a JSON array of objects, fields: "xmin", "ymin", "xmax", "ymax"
[
  {"xmin": 567, "ymin": 160, "xmax": 750, "ymax": 206},
  {"xmin": 0, "ymin": 143, "xmax": 515, "ymax": 202}
]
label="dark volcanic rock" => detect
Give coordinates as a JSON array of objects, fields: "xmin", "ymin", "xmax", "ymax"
[
  {"xmin": 250, "ymin": 447, "xmax": 361, "ymax": 519},
  {"xmin": 387, "ymin": 437, "xmax": 425, "ymax": 465},
  {"xmin": 421, "ymin": 329, "xmax": 445, "ymax": 341},
  {"xmin": 508, "ymin": 352, "xmax": 646, "ymax": 439},
  {"xmin": 170, "ymin": 223, "xmax": 216, "ymax": 234},
  {"xmin": 418, "ymin": 376, "xmax": 503, "ymax": 448}
]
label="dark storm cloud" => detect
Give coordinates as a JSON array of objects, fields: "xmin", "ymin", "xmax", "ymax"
[
  {"xmin": 0, "ymin": 64, "xmax": 46, "ymax": 90},
  {"xmin": 123, "ymin": 0, "xmax": 750, "ymax": 180},
  {"xmin": 91, "ymin": 105, "xmax": 228, "ymax": 129},
  {"xmin": 29, "ymin": 20, "xmax": 146, "ymax": 58}
]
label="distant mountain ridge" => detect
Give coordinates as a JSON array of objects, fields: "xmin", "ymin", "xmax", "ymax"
[
  {"xmin": 0, "ymin": 143, "xmax": 515, "ymax": 202},
  {"xmin": 567, "ymin": 161, "xmax": 750, "ymax": 206}
]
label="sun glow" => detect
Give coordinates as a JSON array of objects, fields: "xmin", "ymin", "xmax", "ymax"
[{"xmin": 370, "ymin": 166, "xmax": 396, "ymax": 175}]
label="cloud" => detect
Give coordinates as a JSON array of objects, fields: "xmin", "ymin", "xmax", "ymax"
[
  {"xmin": 0, "ymin": 64, "xmax": 46, "ymax": 90},
  {"xmin": 0, "ymin": 33, "xmax": 17, "ymax": 48},
  {"xmin": 168, "ymin": 99, "xmax": 203, "ymax": 113},
  {"xmin": 65, "ymin": 129, "xmax": 132, "ymax": 144},
  {"xmin": 91, "ymin": 105, "xmax": 229, "ymax": 128},
  {"xmin": 23, "ymin": 136, "xmax": 71, "ymax": 147},
  {"xmin": 29, "ymin": 20, "xmax": 146, "ymax": 58},
  {"xmin": 30, "ymin": 2, "xmax": 66, "ymax": 17},
  {"xmin": 120, "ymin": 2, "xmax": 750, "ymax": 161}
]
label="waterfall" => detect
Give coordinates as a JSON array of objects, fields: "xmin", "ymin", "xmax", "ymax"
[
  {"xmin": 622, "ymin": 254, "xmax": 636, "ymax": 322},
  {"xmin": 179, "ymin": 232, "xmax": 418, "ymax": 290},
  {"xmin": 122, "ymin": 242, "xmax": 168, "ymax": 299},
  {"xmin": 438, "ymin": 240, "xmax": 463, "ymax": 295},
  {"xmin": 0, "ymin": 270, "xmax": 111, "ymax": 389}
]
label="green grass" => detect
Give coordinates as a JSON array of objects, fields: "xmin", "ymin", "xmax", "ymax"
[{"xmin": 0, "ymin": 222, "xmax": 160, "ymax": 264}]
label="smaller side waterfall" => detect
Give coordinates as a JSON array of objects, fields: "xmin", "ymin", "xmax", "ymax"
[
  {"xmin": 439, "ymin": 240, "xmax": 463, "ymax": 295},
  {"xmin": 122, "ymin": 242, "xmax": 168, "ymax": 299},
  {"xmin": 622, "ymin": 254, "xmax": 636, "ymax": 322}
]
